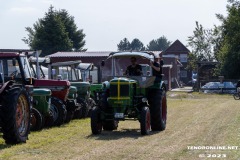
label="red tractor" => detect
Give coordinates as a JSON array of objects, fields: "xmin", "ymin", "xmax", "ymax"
[{"xmin": 0, "ymin": 52, "xmax": 33, "ymax": 144}]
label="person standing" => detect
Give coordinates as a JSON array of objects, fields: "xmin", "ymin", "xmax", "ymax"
[{"xmin": 150, "ymin": 57, "xmax": 163, "ymax": 82}]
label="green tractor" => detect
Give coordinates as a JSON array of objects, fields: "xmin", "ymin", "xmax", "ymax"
[
  {"xmin": 49, "ymin": 61, "xmax": 96, "ymax": 118},
  {"xmin": 0, "ymin": 52, "xmax": 33, "ymax": 144},
  {"xmin": 91, "ymin": 52, "xmax": 167, "ymax": 135},
  {"xmin": 28, "ymin": 57, "xmax": 78, "ymax": 127}
]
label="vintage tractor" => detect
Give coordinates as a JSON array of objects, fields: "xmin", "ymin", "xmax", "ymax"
[
  {"xmin": 91, "ymin": 51, "xmax": 167, "ymax": 135},
  {"xmin": 29, "ymin": 57, "xmax": 81, "ymax": 122},
  {"xmin": 0, "ymin": 52, "xmax": 33, "ymax": 144},
  {"xmin": 49, "ymin": 61, "xmax": 96, "ymax": 118}
]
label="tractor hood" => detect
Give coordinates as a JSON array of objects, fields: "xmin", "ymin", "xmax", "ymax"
[
  {"xmin": 34, "ymin": 79, "xmax": 70, "ymax": 87},
  {"xmin": 110, "ymin": 77, "xmax": 137, "ymax": 84}
]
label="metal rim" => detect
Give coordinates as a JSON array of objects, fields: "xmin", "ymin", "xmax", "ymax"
[
  {"xmin": 16, "ymin": 94, "xmax": 30, "ymax": 136},
  {"xmin": 146, "ymin": 108, "xmax": 151, "ymax": 132},
  {"xmin": 162, "ymin": 94, "xmax": 167, "ymax": 123}
]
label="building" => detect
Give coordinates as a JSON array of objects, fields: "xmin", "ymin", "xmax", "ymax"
[{"xmin": 162, "ymin": 40, "xmax": 191, "ymax": 85}]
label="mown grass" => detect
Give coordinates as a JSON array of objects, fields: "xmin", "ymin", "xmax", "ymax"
[{"xmin": 0, "ymin": 92, "xmax": 239, "ymax": 160}]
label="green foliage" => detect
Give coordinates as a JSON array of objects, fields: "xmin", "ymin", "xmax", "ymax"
[
  {"xmin": 117, "ymin": 38, "xmax": 131, "ymax": 51},
  {"xmin": 187, "ymin": 22, "xmax": 216, "ymax": 62},
  {"xmin": 146, "ymin": 36, "xmax": 171, "ymax": 51},
  {"xmin": 22, "ymin": 6, "xmax": 86, "ymax": 56},
  {"xmin": 130, "ymin": 38, "xmax": 145, "ymax": 51},
  {"xmin": 217, "ymin": 0, "xmax": 240, "ymax": 78},
  {"xmin": 186, "ymin": 53, "xmax": 198, "ymax": 71}
]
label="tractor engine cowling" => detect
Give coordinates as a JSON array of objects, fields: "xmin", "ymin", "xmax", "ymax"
[{"xmin": 107, "ymin": 78, "xmax": 137, "ymax": 119}]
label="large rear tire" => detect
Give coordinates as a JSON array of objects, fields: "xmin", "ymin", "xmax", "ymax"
[
  {"xmin": 148, "ymin": 89, "xmax": 167, "ymax": 131},
  {"xmin": 50, "ymin": 97, "xmax": 67, "ymax": 126},
  {"xmin": 140, "ymin": 107, "xmax": 151, "ymax": 135},
  {"xmin": 30, "ymin": 108, "xmax": 44, "ymax": 131},
  {"xmin": 91, "ymin": 107, "xmax": 102, "ymax": 134},
  {"xmin": 0, "ymin": 87, "xmax": 31, "ymax": 144}
]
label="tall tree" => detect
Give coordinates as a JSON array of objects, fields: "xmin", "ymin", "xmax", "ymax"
[
  {"xmin": 146, "ymin": 36, "xmax": 171, "ymax": 51},
  {"xmin": 187, "ymin": 21, "xmax": 223, "ymax": 72},
  {"xmin": 216, "ymin": 0, "xmax": 240, "ymax": 78},
  {"xmin": 130, "ymin": 38, "xmax": 145, "ymax": 51},
  {"xmin": 187, "ymin": 21, "xmax": 215, "ymax": 62},
  {"xmin": 22, "ymin": 6, "xmax": 86, "ymax": 56},
  {"xmin": 117, "ymin": 38, "xmax": 131, "ymax": 51},
  {"xmin": 57, "ymin": 9, "xmax": 86, "ymax": 51}
]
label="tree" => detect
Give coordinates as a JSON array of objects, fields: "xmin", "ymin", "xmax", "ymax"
[
  {"xmin": 57, "ymin": 9, "xmax": 86, "ymax": 51},
  {"xmin": 117, "ymin": 38, "xmax": 131, "ymax": 51},
  {"xmin": 216, "ymin": 0, "xmax": 240, "ymax": 78},
  {"xmin": 130, "ymin": 38, "xmax": 145, "ymax": 51},
  {"xmin": 146, "ymin": 36, "xmax": 171, "ymax": 51},
  {"xmin": 187, "ymin": 21, "xmax": 216, "ymax": 62},
  {"xmin": 22, "ymin": 6, "xmax": 86, "ymax": 56}
]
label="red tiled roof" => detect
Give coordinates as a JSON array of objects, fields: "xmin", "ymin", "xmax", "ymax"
[{"xmin": 163, "ymin": 40, "xmax": 190, "ymax": 54}]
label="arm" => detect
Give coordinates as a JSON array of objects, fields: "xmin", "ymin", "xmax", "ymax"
[{"xmin": 150, "ymin": 61, "xmax": 160, "ymax": 72}]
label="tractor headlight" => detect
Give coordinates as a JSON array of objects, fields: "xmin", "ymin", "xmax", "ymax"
[{"xmin": 142, "ymin": 98, "xmax": 148, "ymax": 103}]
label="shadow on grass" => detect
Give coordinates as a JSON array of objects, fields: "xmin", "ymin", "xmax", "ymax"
[{"xmin": 86, "ymin": 128, "xmax": 160, "ymax": 140}]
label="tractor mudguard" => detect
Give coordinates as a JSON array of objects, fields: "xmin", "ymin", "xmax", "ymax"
[{"xmin": 33, "ymin": 88, "xmax": 51, "ymax": 115}]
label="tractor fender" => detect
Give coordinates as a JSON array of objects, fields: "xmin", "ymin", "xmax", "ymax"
[{"xmin": 0, "ymin": 81, "xmax": 13, "ymax": 95}]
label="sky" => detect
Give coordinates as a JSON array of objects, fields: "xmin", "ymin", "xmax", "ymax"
[{"xmin": 0, "ymin": 0, "xmax": 228, "ymax": 51}]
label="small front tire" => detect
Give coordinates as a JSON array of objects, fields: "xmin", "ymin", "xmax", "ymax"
[
  {"xmin": 91, "ymin": 107, "xmax": 102, "ymax": 134},
  {"xmin": 140, "ymin": 107, "xmax": 151, "ymax": 135}
]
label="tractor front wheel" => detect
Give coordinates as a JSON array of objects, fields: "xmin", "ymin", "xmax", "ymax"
[
  {"xmin": 50, "ymin": 97, "xmax": 67, "ymax": 126},
  {"xmin": 140, "ymin": 106, "xmax": 151, "ymax": 135},
  {"xmin": 91, "ymin": 107, "xmax": 102, "ymax": 134},
  {"xmin": 30, "ymin": 108, "xmax": 44, "ymax": 131}
]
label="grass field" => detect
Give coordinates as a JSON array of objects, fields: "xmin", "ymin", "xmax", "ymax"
[{"xmin": 0, "ymin": 92, "xmax": 240, "ymax": 160}]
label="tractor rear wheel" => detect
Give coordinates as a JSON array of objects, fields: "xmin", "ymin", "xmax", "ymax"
[
  {"xmin": 50, "ymin": 97, "xmax": 67, "ymax": 126},
  {"xmin": 140, "ymin": 106, "xmax": 151, "ymax": 135},
  {"xmin": 91, "ymin": 107, "xmax": 102, "ymax": 134},
  {"xmin": 148, "ymin": 89, "xmax": 167, "ymax": 131},
  {"xmin": 30, "ymin": 108, "xmax": 44, "ymax": 131},
  {"xmin": 103, "ymin": 120, "xmax": 118, "ymax": 131},
  {"xmin": 0, "ymin": 87, "xmax": 30, "ymax": 144}
]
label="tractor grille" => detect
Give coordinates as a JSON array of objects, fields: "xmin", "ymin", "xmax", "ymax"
[
  {"xmin": 110, "ymin": 84, "xmax": 129, "ymax": 97},
  {"xmin": 120, "ymin": 85, "xmax": 129, "ymax": 96},
  {"xmin": 110, "ymin": 85, "xmax": 118, "ymax": 97}
]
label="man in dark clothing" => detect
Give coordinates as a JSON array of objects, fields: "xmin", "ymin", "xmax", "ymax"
[
  {"xmin": 125, "ymin": 57, "xmax": 142, "ymax": 76},
  {"xmin": 150, "ymin": 57, "xmax": 163, "ymax": 81}
]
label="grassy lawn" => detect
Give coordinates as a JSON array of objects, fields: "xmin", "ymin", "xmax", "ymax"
[{"xmin": 0, "ymin": 92, "xmax": 240, "ymax": 160}]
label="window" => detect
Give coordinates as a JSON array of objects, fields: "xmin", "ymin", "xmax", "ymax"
[{"xmin": 180, "ymin": 54, "xmax": 188, "ymax": 62}]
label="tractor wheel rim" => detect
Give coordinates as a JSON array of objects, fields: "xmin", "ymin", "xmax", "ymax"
[
  {"xmin": 162, "ymin": 95, "xmax": 167, "ymax": 123},
  {"xmin": 16, "ymin": 94, "xmax": 29, "ymax": 136},
  {"xmin": 146, "ymin": 110, "xmax": 151, "ymax": 131}
]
